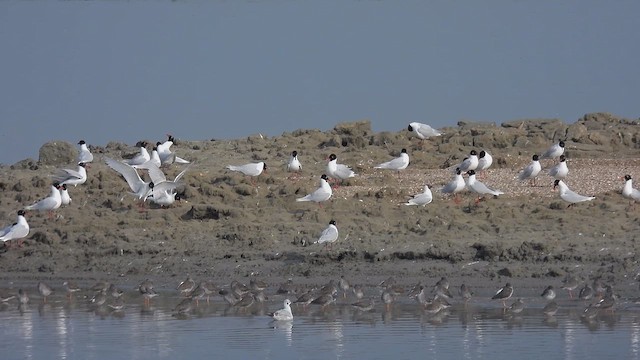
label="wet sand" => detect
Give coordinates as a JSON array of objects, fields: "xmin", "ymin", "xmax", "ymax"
[{"xmin": 1, "ymin": 113, "xmax": 640, "ymax": 298}]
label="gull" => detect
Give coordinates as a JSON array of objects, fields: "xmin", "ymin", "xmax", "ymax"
[
  {"xmin": 269, "ymin": 299, "xmax": 294, "ymax": 321},
  {"xmin": 375, "ymin": 148, "xmax": 409, "ymax": 173},
  {"xmin": 456, "ymin": 150, "xmax": 479, "ymax": 173},
  {"xmin": 407, "ymin": 122, "xmax": 442, "ymax": 147},
  {"xmin": 492, "ymin": 282, "xmax": 513, "ymax": 308},
  {"xmin": 24, "ymin": 183, "xmax": 62, "ymax": 218},
  {"xmin": 60, "ymin": 184, "xmax": 72, "ymax": 207},
  {"xmin": 105, "ymin": 157, "xmax": 153, "ymax": 200},
  {"xmin": 441, "ymin": 168, "xmax": 466, "ymax": 203},
  {"xmin": 622, "ymin": 175, "xmax": 640, "ymax": 205},
  {"xmin": 0, "ymin": 210, "xmax": 29, "ymax": 248},
  {"xmin": 541, "ymin": 140, "xmax": 565, "ymax": 160},
  {"xmin": 133, "ymin": 146, "xmax": 161, "ymax": 170},
  {"xmin": 475, "ymin": 150, "xmax": 493, "ymax": 174},
  {"xmin": 466, "ymin": 170, "xmax": 504, "ymax": 201},
  {"xmin": 77, "ymin": 140, "xmax": 93, "ymax": 164},
  {"xmin": 124, "ymin": 141, "xmax": 151, "ymax": 166},
  {"xmin": 548, "ymin": 155, "xmax": 569, "ymax": 180},
  {"xmin": 157, "ymin": 134, "xmax": 190, "ymax": 165},
  {"xmin": 226, "ymin": 162, "xmax": 267, "ymax": 184},
  {"xmin": 296, "ymin": 174, "xmax": 332, "ymax": 205},
  {"xmin": 53, "ymin": 163, "xmax": 87, "ymax": 187},
  {"xmin": 517, "ymin": 155, "xmax": 542, "ymax": 186},
  {"xmin": 404, "ymin": 185, "xmax": 433, "ymax": 206},
  {"xmin": 144, "ymin": 163, "xmax": 190, "ymax": 207},
  {"xmin": 287, "ymin": 150, "xmax": 302, "ymax": 174},
  {"xmin": 326, "ymin": 154, "xmax": 356, "ymax": 185},
  {"xmin": 315, "ymin": 220, "xmax": 338, "ymax": 250},
  {"xmin": 553, "ymin": 180, "xmax": 595, "ymax": 207}
]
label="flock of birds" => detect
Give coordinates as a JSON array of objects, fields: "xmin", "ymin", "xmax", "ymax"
[
  {"xmin": 0, "ymin": 273, "xmax": 624, "ymax": 322},
  {"xmin": 2, "ymin": 123, "xmax": 640, "ymax": 250},
  {"xmin": 1, "ymin": 122, "xmax": 639, "ymax": 320}
]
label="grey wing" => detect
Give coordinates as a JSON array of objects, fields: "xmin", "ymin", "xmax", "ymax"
[
  {"xmin": 105, "ymin": 157, "xmax": 145, "ymax": 192},
  {"xmin": 145, "ymin": 163, "xmax": 168, "ymax": 184},
  {"xmin": 518, "ymin": 164, "xmax": 533, "ymax": 180},
  {"xmin": 318, "ymin": 226, "xmax": 338, "ymax": 244},
  {"xmin": 78, "ymin": 151, "xmax": 93, "ymax": 163},
  {"xmin": 376, "ymin": 157, "xmax": 403, "ymax": 170},
  {"xmin": 335, "ymin": 164, "xmax": 355, "ymax": 178},
  {"xmin": 441, "ymin": 180, "xmax": 456, "ymax": 194},
  {"xmin": 416, "ymin": 125, "xmax": 441, "ymax": 138}
]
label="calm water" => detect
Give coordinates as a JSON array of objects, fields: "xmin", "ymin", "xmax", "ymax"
[{"xmin": 1, "ymin": 288, "xmax": 640, "ymax": 360}]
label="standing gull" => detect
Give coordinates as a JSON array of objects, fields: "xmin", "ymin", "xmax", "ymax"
[
  {"xmin": 226, "ymin": 162, "xmax": 267, "ymax": 184},
  {"xmin": 456, "ymin": 150, "xmax": 479, "ymax": 173},
  {"xmin": 548, "ymin": 155, "xmax": 569, "ymax": 180},
  {"xmin": 77, "ymin": 140, "xmax": 93, "ymax": 164},
  {"xmin": 326, "ymin": 154, "xmax": 356, "ymax": 185},
  {"xmin": 315, "ymin": 220, "xmax": 338, "ymax": 250},
  {"xmin": 104, "ymin": 157, "xmax": 153, "ymax": 204},
  {"xmin": 441, "ymin": 168, "xmax": 466, "ymax": 203},
  {"xmin": 0, "ymin": 210, "xmax": 29, "ymax": 248},
  {"xmin": 407, "ymin": 122, "xmax": 442, "ymax": 147},
  {"xmin": 541, "ymin": 141, "xmax": 565, "ymax": 160},
  {"xmin": 517, "ymin": 155, "xmax": 542, "ymax": 186},
  {"xmin": 287, "ymin": 151, "xmax": 302, "ymax": 175},
  {"xmin": 622, "ymin": 175, "xmax": 640, "ymax": 205},
  {"xmin": 475, "ymin": 150, "xmax": 493, "ymax": 174}
]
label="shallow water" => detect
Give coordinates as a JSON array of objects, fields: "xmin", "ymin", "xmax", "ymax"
[{"xmin": 1, "ymin": 289, "xmax": 640, "ymax": 360}]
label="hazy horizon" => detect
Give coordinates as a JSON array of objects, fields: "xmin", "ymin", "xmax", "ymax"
[{"xmin": 1, "ymin": 1, "xmax": 638, "ymax": 165}]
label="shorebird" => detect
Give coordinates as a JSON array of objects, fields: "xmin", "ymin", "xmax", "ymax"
[
  {"xmin": 269, "ymin": 299, "xmax": 294, "ymax": 321},
  {"xmin": 174, "ymin": 298, "xmax": 194, "ymax": 316},
  {"xmin": 561, "ymin": 276, "xmax": 579, "ymax": 299},
  {"xmin": 63, "ymin": 281, "xmax": 81, "ymax": 300},
  {"xmin": 339, "ymin": 276, "xmax": 351, "ymax": 298},
  {"xmin": 543, "ymin": 301, "xmax": 559, "ymax": 317},
  {"xmin": 139, "ymin": 279, "xmax": 158, "ymax": 305},
  {"xmin": 492, "ymin": 283, "xmax": 513, "ymax": 308},
  {"xmin": 459, "ymin": 284, "xmax": 473, "ymax": 302},
  {"xmin": 37, "ymin": 282, "xmax": 53, "ymax": 303},
  {"xmin": 541, "ymin": 285, "xmax": 556, "ymax": 301},
  {"xmin": 351, "ymin": 298, "xmax": 375, "ymax": 312},
  {"xmin": 579, "ymin": 284, "xmax": 594, "ymax": 301},
  {"xmin": 507, "ymin": 298, "xmax": 525, "ymax": 314},
  {"xmin": 177, "ymin": 275, "xmax": 196, "ymax": 297}
]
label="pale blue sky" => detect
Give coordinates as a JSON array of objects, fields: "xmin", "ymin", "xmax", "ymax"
[{"xmin": 1, "ymin": 1, "xmax": 638, "ymax": 164}]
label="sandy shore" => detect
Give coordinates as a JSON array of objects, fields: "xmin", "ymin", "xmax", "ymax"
[{"xmin": 1, "ymin": 113, "xmax": 640, "ymax": 300}]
